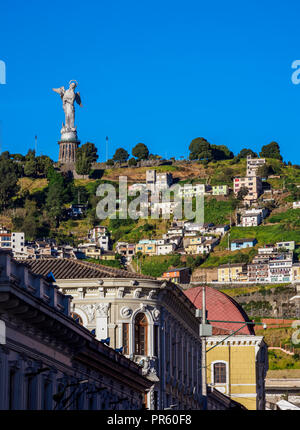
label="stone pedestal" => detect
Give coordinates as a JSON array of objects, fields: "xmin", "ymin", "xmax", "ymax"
[
  {"xmin": 58, "ymin": 140, "xmax": 79, "ymax": 164},
  {"xmin": 58, "ymin": 127, "xmax": 80, "ymax": 164}
]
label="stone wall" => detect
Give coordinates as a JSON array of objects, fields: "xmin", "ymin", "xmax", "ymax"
[{"xmin": 233, "ymin": 285, "xmax": 298, "ymax": 319}]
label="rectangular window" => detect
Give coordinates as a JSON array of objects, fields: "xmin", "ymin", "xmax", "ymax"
[
  {"xmin": 123, "ymin": 323, "xmax": 129, "ymax": 355},
  {"xmin": 135, "ymin": 314, "xmax": 147, "ymax": 355},
  {"xmin": 154, "ymin": 325, "xmax": 159, "ymax": 357},
  {"xmin": 214, "ymin": 362, "xmax": 226, "ymax": 384}
]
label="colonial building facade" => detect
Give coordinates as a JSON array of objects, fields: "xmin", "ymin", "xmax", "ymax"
[
  {"xmin": 24, "ymin": 258, "xmax": 204, "ymax": 410},
  {"xmin": 0, "ymin": 251, "xmax": 152, "ymax": 410}
]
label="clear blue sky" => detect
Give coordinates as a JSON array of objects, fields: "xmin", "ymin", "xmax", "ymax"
[{"xmin": 1, "ymin": 0, "xmax": 300, "ymax": 163}]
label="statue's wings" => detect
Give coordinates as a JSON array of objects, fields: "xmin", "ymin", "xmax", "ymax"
[
  {"xmin": 52, "ymin": 86, "xmax": 65, "ymax": 98},
  {"xmin": 75, "ymin": 92, "xmax": 82, "ymax": 107}
]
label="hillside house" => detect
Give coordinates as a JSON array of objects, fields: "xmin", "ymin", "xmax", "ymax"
[{"xmin": 230, "ymin": 238, "xmax": 257, "ymax": 251}]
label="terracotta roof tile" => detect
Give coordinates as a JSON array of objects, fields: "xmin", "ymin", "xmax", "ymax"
[{"xmin": 20, "ymin": 258, "xmax": 155, "ymax": 280}]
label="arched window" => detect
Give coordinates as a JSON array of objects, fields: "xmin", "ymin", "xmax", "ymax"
[
  {"xmin": 71, "ymin": 312, "xmax": 83, "ymax": 325},
  {"xmin": 134, "ymin": 313, "xmax": 148, "ymax": 355},
  {"xmin": 213, "ymin": 362, "xmax": 227, "ymax": 384}
]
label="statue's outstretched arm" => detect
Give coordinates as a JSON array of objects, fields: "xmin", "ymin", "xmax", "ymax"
[{"xmin": 52, "ymin": 86, "xmax": 65, "ymax": 98}]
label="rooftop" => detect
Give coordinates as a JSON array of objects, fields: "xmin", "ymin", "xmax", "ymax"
[
  {"xmin": 163, "ymin": 267, "xmax": 189, "ymax": 273},
  {"xmin": 231, "ymin": 238, "xmax": 256, "ymax": 243},
  {"xmin": 19, "ymin": 257, "xmax": 155, "ymax": 280}
]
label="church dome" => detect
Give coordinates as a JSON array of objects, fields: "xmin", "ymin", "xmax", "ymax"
[{"xmin": 185, "ymin": 286, "xmax": 255, "ymax": 335}]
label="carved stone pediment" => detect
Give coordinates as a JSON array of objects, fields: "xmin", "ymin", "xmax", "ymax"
[
  {"xmin": 78, "ymin": 304, "xmax": 97, "ymax": 323},
  {"xmin": 95, "ymin": 303, "xmax": 110, "ymax": 318}
]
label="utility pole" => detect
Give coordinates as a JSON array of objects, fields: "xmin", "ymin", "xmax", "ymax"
[
  {"xmin": 201, "ymin": 286, "xmax": 207, "ymax": 409},
  {"xmin": 105, "ymin": 136, "xmax": 109, "ymax": 162},
  {"xmin": 35, "ymin": 135, "xmax": 37, "ymax": 155},
  {"xmin": 195, "ymin": 285, "xmax": 212, "ymax": 410}
]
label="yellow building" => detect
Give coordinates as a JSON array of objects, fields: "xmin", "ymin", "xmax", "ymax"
[
  {"xmin": 185, "ymin": 244, "xmax": 199, "ymax": 255},
  {"xmin": 100, "ymin": 252, "xmax": 116, "ymax": 261},
  {"xmin": 206, "ymin": 335, "xmax": 267, "ymax": 410},
  {"xmin": 185, "ymin": 286, "xmax": 268, "ymax": 410},
  {"xmin": 85, "ymin": 248, "xmax": 102, "ymax": 259},
  {"xmin": 212, "ymin": 185, "xmax": 229, "ymax": 196},
  {"xmin": 135, "ymin": 243, "xmax": 157, "ymax": 256},
  {"xmin": 292, "ymin": 263, "xmax": 300, "ymax": 282},
  {"xmin": 218, "ymin": 263, "xmax": 248, "ymax": 282},
  {"xmin": 189, "ymin": 237, "xmax": 204, "ymax": 245}
]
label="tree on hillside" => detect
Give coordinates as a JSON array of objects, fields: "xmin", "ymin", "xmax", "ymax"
[
  {"xmin": 12, "ymin": 153, "xmax": 25, "ymax": 162},
  {"xmin": 25, "ymin": 149, "xmax": 36, "ymax": 161},
  {"xmin": 189, "ymin": 138, "xmax": 234, "ymax": 162},
  {"xmin": 132, "ymin": 143, "xmax": 149, "ymax": 161},
  {"xmin": 260, "ymin": 141, "xmax": 283, "ymax": 161},
  {"xmin": 75, "ymin": 152, "xmax": 92, "ymax": 175},
  {"xmin": 46, "ymin": 167, "xmax": 73, "ymax": 227},
  {"xmin": 75, "ymin": 149, "xmax": 92, "ymax": 175},
  {"xmin": 113, "ymin": 147, "xmax": 129, "ymax": 164},
  {"xmin": 0, "ymin": 159, "xmax": 20, "ymax": 211},
  {"xmin": 81, "ymin": 142, "xmax": 98, "ymax": 163},
  {"xmin": 24, "ymin": 159, "xmax": 38, "ymax": 177},
  {"xmin": 75, "ymin": 142, "xmax": 98, "ymax": 175},
  {"xmin": 0, "ymin": 151, "xmax": 11, "ymax": 160},
  {"xmin": 211, "ymin": 144, "xmax": 234, "ymax": 160},
  {"xmin": 72, "ymin": 186, "xmax": 89, "ymax": 205},
  {"xmin": 36, "ymin": 155, "xmax": 53, "ymax": 176},
  {"xmin": 217, "ymin": 167, "xmax": 235, "ymax": 183},
  {"xmin": 106, "ymin": 158, "xmax": 114, "ymax": 166},
  {"xmin": 189, "ymin": 137, "xmax": 213, "ymax": 162},
  {"xmin": 287, "ymin": 183, "xmax": 300, "ymax": 201},
  {"xmin": 18, "ymin": 199, "xmax": 40, "ymax": 240},
  {"xmin": 256, "ymin": 164, "xmax": 273, "ymax": 178},
  {"xmin": 237, "ymin": 186, "xmax": 249, "ymax": 201},
  {"xmin": 128, "ymin": 157, "xmax": 137, "ymax": 167},
  {"xmin": 46, "ymin": 185, "xmax": 65, "ymax": 227},
  {"xmin": 235, "ymin": 148, "xmax": 258, "ymax": 161}
]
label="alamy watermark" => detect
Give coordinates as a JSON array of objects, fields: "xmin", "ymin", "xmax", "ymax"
[
  {"xmin": 95, "ymin": 176, "xmax": 204, "ymax": 223},
  {"xmin": 0, "ymin": 60, "xmax": 6, "ymax": 84}
]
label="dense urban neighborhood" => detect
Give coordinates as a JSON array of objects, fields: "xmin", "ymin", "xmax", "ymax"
[
  {"xmin": 2, "ymin": 1, "xmax": 300, "ymax": 415},
  {"xmin": 1, "ymin": 133, "xmax": 300, "ymax": 411}
]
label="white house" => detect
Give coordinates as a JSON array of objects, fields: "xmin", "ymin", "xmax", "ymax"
[
  {"xmin": 0, "ymin": 228, "xmax": 26, "ymax": 258},
  {"xmin": 213, "ymin": 225, "xmax": 230, "ymax": 235},
  {"xmin": 240, "ymin": 208, "xmax": 268, "ymax": 227},
  {"xmin": 157, "ymin": 243, "xmax": 176, "ymax": 255},
  {"xmin": 178, "ymin": 183, "xmax": 211, "ymax": 198}
]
